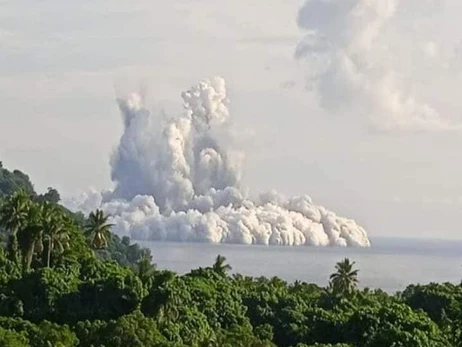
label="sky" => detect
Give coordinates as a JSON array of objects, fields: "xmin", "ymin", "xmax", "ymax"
[{"xmin": 1, "ymin": 0, "xmax": 462, "ymax": 240}]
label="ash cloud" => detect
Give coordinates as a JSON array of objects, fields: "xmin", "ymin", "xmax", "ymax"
[{"xmin": 67, "ymin": 77, "xmax": 370, "ymax": 247}]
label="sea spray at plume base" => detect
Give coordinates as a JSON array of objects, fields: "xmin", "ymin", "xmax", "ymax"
[{"xmin": 66, "ymin": 77, "xmax": 370, "ymax": 247}]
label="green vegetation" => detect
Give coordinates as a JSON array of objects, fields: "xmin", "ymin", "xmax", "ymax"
[
  {"xmin": 0, "ymin": 162, "xmax": 35, "ymax": 198},
  {"xmin": 85, "ymin": 209, "xmax": 114, "ymax": 249},
  {"xmin": 0, "ymin": 163, "xmax": 462, "ymax": 346},
  {"xmin": 329, "ymin": 258, "xmax": 359, "ymax": 296}
]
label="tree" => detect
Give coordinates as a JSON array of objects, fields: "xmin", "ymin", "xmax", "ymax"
[
  {"xmin": 212, "ymin": 254, "xmax": 232, "ymax": 276},
  {"xmin": 400, "ymin": 283, "xmax": 462, "ymax": 326},
  {"xmin": 0, "ymin": 166, "xmax": 35, "ymax": 198},
  {"xmin": 31, "ymin": 321, "xmax": 78, "ymax": 347},
  {"xmin": 85, "ymin": 209, "xmax": 113, "ymax": 249},
  {"xmin": 0, "ymin": 326, "xmax": 29, "ymax": 347},
  {"xmin": 37, "ymin": 187, "xmax": 61, "ymax": 204},
  {"xmin": 42, "ymin": 212, "xmax": 70, "ymax": 268},
  {"xmin": 329, "ymin": 258, "xmax": 359, "ymax": 295},
  {"xmin": 19, "ymin": 202, "xmax": 44, "ymax": 271},
  {"xmin": 136, "ymin": 253, "xmax": 157, "ymax": 286},
  {"xmin": 0, "ymin": 190, "xmax": 31, "ymax": 264}
]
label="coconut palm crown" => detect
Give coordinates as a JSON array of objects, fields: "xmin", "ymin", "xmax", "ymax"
[
  {"xmin": 85, "ymin": 209, "xmax": 113, "ymax": 249},
  {"xmin": 329, "ymin": 258, "xmax": 359, "ymax": 295},
  {"xmin": 212, "ymin": 254, "xmax": 232, "ymax": 275}
]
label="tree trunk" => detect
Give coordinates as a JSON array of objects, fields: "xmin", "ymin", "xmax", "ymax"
[
  {"xmin": 7, "ymin": 229, "xmax": 20, "ymax": 265},
  {"xmin": 47, "ymin": 238, "xmax": 52, "ymax": 268},
  {"xmin": 25, "ymin": 240, "xmax": 35, "ymax": 270}
]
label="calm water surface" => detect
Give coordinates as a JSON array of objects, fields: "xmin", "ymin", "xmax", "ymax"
[{"xmin": 138, "ymin": 237, "xmax": 462, "ymax": 293}]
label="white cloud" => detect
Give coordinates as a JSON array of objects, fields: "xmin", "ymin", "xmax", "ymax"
[{"xmin": 296, "ymin": 0, "xmax": 462, "ymax": 132}]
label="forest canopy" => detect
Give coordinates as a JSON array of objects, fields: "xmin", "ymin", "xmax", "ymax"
[{"xmin": 0, "ymin": 162, "xmax": 461, "ymax": 347}]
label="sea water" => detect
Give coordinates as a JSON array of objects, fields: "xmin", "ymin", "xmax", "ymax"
[{"xmin": 138, "ymin": 237, "xmax": 462, "ymax": 293}]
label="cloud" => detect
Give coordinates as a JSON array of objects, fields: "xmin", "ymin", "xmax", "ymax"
[
  {"xmin": 66, "ymin": 77, "xmax": 371, "ymax": 247},
  {"xmin": 295, "ymin": 0, "xmax": 462, "ymax": 132}
]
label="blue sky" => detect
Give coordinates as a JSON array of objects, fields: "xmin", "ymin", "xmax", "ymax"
[{"xmin": 1, "ymin": 0, "xmax": 462, "ymax": 239}]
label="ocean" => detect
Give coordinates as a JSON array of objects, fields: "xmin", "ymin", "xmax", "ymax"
[{"xmin": 138, "ymin": 237, "xmax": 462, "ymax": 293}]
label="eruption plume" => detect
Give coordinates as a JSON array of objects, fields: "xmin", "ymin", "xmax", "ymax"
[{"xmin": 67, "ymin": 77, "xmax": 370, "ymax": 247}]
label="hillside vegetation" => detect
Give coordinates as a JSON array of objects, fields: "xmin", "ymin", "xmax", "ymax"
[{"xmin": 0, "ymin": 162, "xmax": 461, "ymax": 347}]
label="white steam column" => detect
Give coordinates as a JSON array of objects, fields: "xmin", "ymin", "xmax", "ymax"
[{"xmin": 68, "ymin": 77, "xmax": 371, "ymax": 247}]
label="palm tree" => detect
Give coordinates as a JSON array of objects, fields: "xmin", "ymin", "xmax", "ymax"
[
  {"xmin": 42, "ymin": 209, "xmax": 70, "ymax": 268},
  {"xmin": 19, "ymin": 202, "xmax": 44, "ymax": 270},
  {"xmin": 0, "ymin": 190, "xmax": 30, "ymax": 264},
  {"xmin": 85, "ymin": 209, "xmax": 113, "ymax": 249},
  {"xmin": 212, "ymin": 254, "xmax": 232, "ymax": 275},
  {"xmin": 15, "ymin": 202, "xmax": 71, "ymax": 270},
  {"xmin": 329, "ymin": 258, "xmax": 359, "ymax": 295},
  {"xmin": 136, "ymin": 253, "xmax": 157, "ymax": 285}
]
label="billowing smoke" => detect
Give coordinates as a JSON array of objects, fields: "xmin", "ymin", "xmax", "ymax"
[
  {"xmin": 296, "ymin": 0, "xmax": 462, "ymax": 131},
  {"xmin": 67, "ymin": 77, "xmax": 370, "ymax": 247},
  {"xmin": 109, "ymin": 78, "xmax": 240, "ymax": 213}
]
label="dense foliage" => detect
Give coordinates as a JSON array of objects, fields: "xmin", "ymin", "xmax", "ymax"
[
  {"xmin": 0, "ymin": 163, "xmax": 35, "ymax": 199},
  {"xmin": 0, "ymin": 163, "xmax": 461, "ymax": 346}
]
